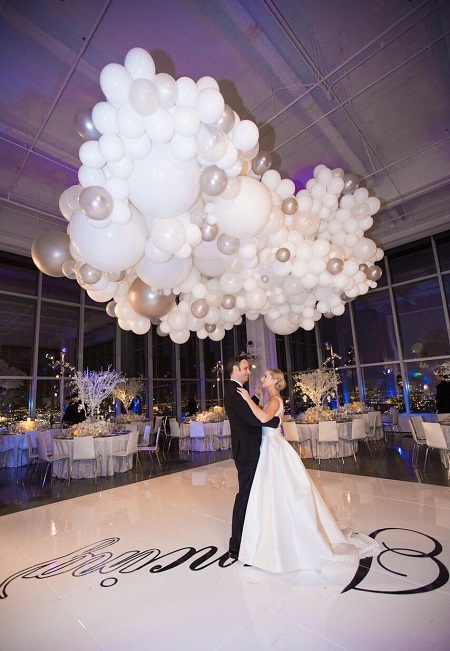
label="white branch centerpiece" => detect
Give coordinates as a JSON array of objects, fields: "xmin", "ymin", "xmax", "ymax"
[
  {"xmin": 70, "ymin": 367, "xmax": 124, "ymax": 420},
  {"xmin": 293, "ymin": 368, "xmax": 341, "ymax": 421},
  {"xmin": 112, "ymin": 378, "xmax": 144, "ymax": 414}
]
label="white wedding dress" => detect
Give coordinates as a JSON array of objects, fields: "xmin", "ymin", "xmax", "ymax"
[{"xmin": 238, "ymin": 398, "xmax": 380, "ymax": 583}]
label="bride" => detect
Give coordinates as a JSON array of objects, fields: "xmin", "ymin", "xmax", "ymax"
[{"xmin": 236, "ymin": 368, "xmax": 380, "ymax": 583}]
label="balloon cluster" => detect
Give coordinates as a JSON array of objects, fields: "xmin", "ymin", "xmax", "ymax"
[{"xmin": 31, "ymin": 47, "xmax": 383, "ymax": 343}]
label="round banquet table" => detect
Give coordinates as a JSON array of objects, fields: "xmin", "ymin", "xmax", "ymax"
[
  {"xmin": 52, "ymin": 432, "xmax": 131, "ymax": 479},
  {"xmin": 180, "ymin": 421, "xmax": 229, "ymax": 452},
  {"xmin": 0, "ymin": 429, "xmax": 61, "ymax": 467},
  {"xmin": 295, "ymin": 421, "xmax": 354, "ymax": 459}
]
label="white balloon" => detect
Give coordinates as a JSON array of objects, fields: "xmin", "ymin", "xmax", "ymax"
[
  {"xmin": 79, "ymin": 140, "xmax": 106, "ymax": 168},
  {"xmin": 100, "ymin": 63, "xmax": 132, "ymax": 105},
  {"xmin": 123, "ymin": 133, "xmax": 152, "ymax": 160},
  {"xmin": 124, "ymin": 48, "xmax": 156, "ymax": 80},
  {"xmin": 117, "ymin": 103, "xmax": 146, "ymax": 139},
  {"xmin": 92, "ymin": 101, "xmax": 118, "ymax": 135},
  {"xmin": 128, "ymin": 143, "xmax": 200, "ymax": 218},
  {"xmin": 129, "ymin": 78, "xmax": 160, "ymax": 116},
  {"xmin": 69, "ymin": 206, "xmax": 146, "ymax": 272},
  {"xmin": 231, "ymin": 120, "xmax": 259, "ymax": 151},
  {"xmin": 151, "ymin": 218, "xmax": 186, "ymax": 254},
  {"xmin": 78, "ymin": 165, "xmax": 106, "ymax": 188},
  {"xmin": 170, "ymin": 134, "xmax": 197, "ymax": 161},
  {"xmin": 136, "ymin": 255, "xmax": 193, "ymax": 290},
  {"xmin": 172, "ymin": 105, "xmax": 200, "ymax": 137},
  {"xmin": 195, "ymin": 87, "xmax": 225, "ymax": 124},
  {"xmin": 215, "ymin": 177, "xmax": 272, "ymax": 238},
  {"xmin": 145, "ymin": 108, "xmax": 174, "ymax": 143},
  {"xmin": 154, "ymin": 72, "xmax": 178, "ymax": 108},
  {"xmin": 98, "ymin": 134, "xmax": 126, "ymax": 162},
  {"xmin": 176, "ymin": 76, "xmax": 198, "ymax": 105}
]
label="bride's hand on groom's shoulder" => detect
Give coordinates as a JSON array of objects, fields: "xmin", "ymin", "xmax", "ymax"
[{"xmin": 237, "ymin": 387, "xmax": 250, "ymax": 402}]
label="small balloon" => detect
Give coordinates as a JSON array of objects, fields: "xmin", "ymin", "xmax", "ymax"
[
  {"xmin": 74, "ymin": 109, "xmax": 101, "ymax": 140},
  {"xmin": 79, "ymin": 186, "xmax": 113, "ymax": 221},
  {"xmin": 217, "ymin": 233, "xmax": 239, "ymax": 255},
  {"xmin": 200, "ymin": 223, "xmax": 218, "ymax": 242},
  {"xmin": 61, "ymin": 259, "xmax": 77, "ymax": 280},
  {"xmin": 221, "ymin": 294, "xmax": 236, "ymax": 309},
  {"xmin": 281, "ymin": 197, "xmax": 298, "ymax": 215},
  {"xmin": 359, "ymin": 263, "xmax": 369, "ymax": 273},
  {"xmin": 79, "ymin": 263, "xmax": 102, "ymax": 285},
  {"xmin": 205, "ymin": 323, "xmax": 216, "ymax": 333},
  {"xmin": 367, "ymin": 265, "xmax": 382, "ymax": 281},
  {"xmin": 275, "ymin": 247, "xmax": 291, "ymax": 262},
  {"xmin": 251, "ymin": 151, "xmax": 273, "ymax": 176},
  {"xmin": 323, "ymin": 311, "xmax": 334, "ymax": 319},
  {"xmin": 200, "ymin": 165, "xmax": 227, "ymax": 196},
  {"xmin": 326, "ymin": 258, "xmax": 344, "ymax": 275},
  {"xmin": 261, "ymin": 275, "xmax": 269, "ymax": 283},
  {"xmin": 106, "ymin": 300, "xmax": 117, "ymax": 317},
  {"xmin": 191, "ymin": 298, "xmax": 208, "ymax": 318},
  {"xmin": 342, "ymin": 173, "xmax": 360, "ymax": 195}
]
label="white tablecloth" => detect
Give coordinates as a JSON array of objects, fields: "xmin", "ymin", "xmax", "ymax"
[
  {"xmin": 180, "ymin": 421, "xmax": 228, "ymax": 451},
  {"xmin": 53, "ymin": 432, "xmax": 131, "ymax": 478},
  {"xmin": 295, "ymin": 421, "xmax": 353, "ymax": 459},
  {"xmin": 0, "ymin": 429, "xmax": 61, "ymax": 467}
]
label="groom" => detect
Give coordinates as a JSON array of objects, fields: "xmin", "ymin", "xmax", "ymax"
[{"xmin": 224, "ymin": 355, "xmax": 280, "ymax": 560}]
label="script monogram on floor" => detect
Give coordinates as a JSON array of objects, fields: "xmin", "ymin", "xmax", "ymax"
[{"xmin": 1, "ymin": 528, "xmax": 447, "ymax": 599}]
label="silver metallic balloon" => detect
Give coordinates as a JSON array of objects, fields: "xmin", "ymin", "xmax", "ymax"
[
  {"xmin": 104, "ymin": 270, "xmax": 127, "ymax": 282},
  {"xmin": 323, "ymin": 311, "xmax": 334, "ymax": 319},
  {"xmin": 367, "ymin": 265, "xmax": 382, "ymax": 281},
  {"xmin": 359, "ymin": 263, "xmax": 369, "ymax": 273},
  {"xmin": 128, "ymin": 278, "xmax": 176, "ymax": 318},
  {"xmin": 326, "ymin": 258, "xmax": 344, "ymax": 275},
  {"xmin": 217, "ymin": 233, "xmax": 239, "ymax": 255},
  {"xmin": 342, "ymin": 173, "xmax": 360, "ymax": 195},
  {"xmin": 205, "ymin": 323, "xmax": 216, "ymax": 333},
  {"xmin": 340, "ymin": 293, "xmax": 350, "ymax": 302},
  {"xmin": 200, "ymin": 165, "xmax": 227, "ymax": 196},
  {"xmin": 79, "ymin": 186, "xmax": 113, "ymax": 221},
  {"xmin": 31, "ymin": 231, "xmax": 72, "ymax": 277},
  {"xmin": 79, "ymin": 263, "xmax": 102, "ymax": 285},
  {"xmin": 251, "ymin": 150, "xmax": 273, "ymax": 176},
  {"xmin": 281, "ymin": 197, "xmax": 298, "ymax": 215},
  {"xmin": 261, "ymin": 275, "xmax": 269, "ymax": 283},
  {"xmin": 156, "ymin": 324, "xmax": 169, "ymax": 337},
  {"xmin": 221, "ymin": 293, "xmax": 236, "ymax": 309},
  {"xmin": 191, "ymin": 298, "xmax": 208, "ymax": 318},
  {"xmin": 106, "ymin": 300, "xmax": 117, "ymax": 317},
  {"xmin": 275, "ymin": 247, "xmax": 291, "ymax": 262},
  {"xmin": 200, "ymin": 223, "xmax": 218, "ymax": 242}
]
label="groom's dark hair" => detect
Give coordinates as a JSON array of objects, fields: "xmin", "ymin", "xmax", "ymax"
[{"xmin": 227, "ymin": 355, "xmax": 248, "ymax": 376}]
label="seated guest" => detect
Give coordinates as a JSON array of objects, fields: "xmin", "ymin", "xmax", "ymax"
[{"xmin": 62, "ymin": 393, "xmax": 86, "ymax": 426}]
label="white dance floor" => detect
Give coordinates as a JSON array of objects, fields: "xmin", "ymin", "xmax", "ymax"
[{"xmin": 0, "ymin": 460, "xmax": 449, "ymax": 650}]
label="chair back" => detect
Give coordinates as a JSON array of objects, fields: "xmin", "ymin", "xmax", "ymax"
[
  {"xmin": 154, "ymin": 416, "xmax": 163, "ymax": 432},
  {"xmin": 389, "ymin": 407, "xmax": 399, "ymax": 426},
  {"xmin": 26, "ymin": 434, "xmax": 34, "ymax": 456},
  {"xmin": 283, "ymin": 421, "xmax": 300, "ymax": 442},
  {"xmin": 169, "ymin": 418, "xmax": 181, "ymax": 438},
  {"xmin": 351, "ymin": 418, "xmax": 367, "ymax": 440},
  {"xmin": 409, "ymin": 416, "xmax": 426, "ymax": 443},
  {"xmin": 125, "ymin": 430, "xmax": 139, "ymax": 455},
  {"xmin": 437, "ymin": 413, "xmax": 450, "ymax": 422},
  {"xmin": 72, "ymin": 436, "xmax": 96, "ymax": 461},
  {"xmin": 422, "ymin": 422, "xmax": 447, "ymax": 451},
  {"xmin": 189, "ymin": 421, "xmax": 205, "ymax": 439},
  {"xmin": 151, "ymin": 427, "xmax": 161, "ymax": 450},
  {"xmin": 142, "ymin": 424, "xmax": 152, "ymax": 445},
  {"xmin": 37, "ymin": 433, "xmax": 50, "ymax": 461},
  {"xmin": 408, "ymin": 418, "xmax": 419, "ymax": 444},
  {"xmin": 39, "ymin": 429, "xmax": 54, "ymax": 454},
  {"xmin": 318, "ymin": 420, "xmax": 338, "ymax": 442}
]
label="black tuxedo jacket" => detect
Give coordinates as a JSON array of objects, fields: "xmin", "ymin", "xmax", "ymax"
[{"xmin": 224, "ymin": 379, "xmax": 280, "ymax": 463}]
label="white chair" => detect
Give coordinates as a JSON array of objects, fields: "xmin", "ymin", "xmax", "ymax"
[
  {"xmin": 24, "ymin": 433, "xmax": 39, "ymax": 475},
  {"xmin": 340, "ymin": 418, "xmax": 369, "ymax": 462},
  {"xmin": 34, "ymin": 432, "xmax": 69, "ymax": 487},
  {"xmin": 214, "ymin": 419, "xmax": 232, "ymax": 451},
  {"xmin": 137, "ymin": 426, "xmax": 162, "ymax": 470},
  {"xmin": 69, "ymin": 436, "xmax": 102, "ymax": 485},
  {"xmin": 189, "ymin": 421, "xmax": 208, "ymax": 452},
  {"xmin": 422, "ymin": 422, "xmax": 450, "ymax": 471},
  {"xmin": 436, "ymin": 413, "xmax": 450, "ymax": 422},
  {"xmin": 168, "ymin": 418, "xmax": 189, "ymax": 453},
  {"xmin": 138, "ymin": 424, "xmax": 152, "ymax": 447},
  {"xmin": 316, "ymin": 421, "xmax": 340, "ymax": 464},
  {"xmin": 408, "ymin": 418, "xmax": 427, "ymax": 467},
  {"xmin": 282, "ymin": 421, "xmax": 302, "ymax": 455},
  {"xmin": 109, "ymin": 430, "xmax": 142, "ymax": 476},
  {"xmin": 0, "ymin": 438, "xmax": 14, "ymax": 468},
  {"xmin": 409, "ymin": 416, "xmax": 427, "ymax": 448}
]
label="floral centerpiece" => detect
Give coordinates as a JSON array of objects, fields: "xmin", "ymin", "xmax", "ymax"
[
  {"xmin": 293, "ymin": 368, "xmax": 340, "ymax": 406},
  {"xmin": 343, "ymin": 401, "xmax": 367, "ymax": 414},
  {"xmin": 302, "ymin": 406, "xmax": 335, "ymax": 422},
  {"xmin": 14, "ymin": 418, "xmax": 46, "ymax": 432},
  {"xmin": 73, "ymin": 418, "xmax": 111, "ymax": 437},
  {"xmin": 194, "ymin": 410, "xmax": 225, "ymax": 423},
  {"xmin": 116, "ymin": 412, "xmax": 143, "ymax": 424}
]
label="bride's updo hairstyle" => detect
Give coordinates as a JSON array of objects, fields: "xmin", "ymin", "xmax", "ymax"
[{"xmin": 268, "ymin": 368, "xmax": 286, "ymax": 391}]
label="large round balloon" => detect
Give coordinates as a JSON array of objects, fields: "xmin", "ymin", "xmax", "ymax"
[
  {"xmin": 128, "ymin": 277, "xmax": 176, "ymax": 318},
  {"xmin": 136, "ymin": 254, "xmax": 193, "ymax": 289},
  {"xmin": 128, "ymin": 143, "xmax": 201, "ymax": 218},
  {"xmin": 31, "ymin": 231, "xmax": 72, "ymax": 277},
  {"xmin": 214, "ymin": 177, "xmax": 272, "ymax": 238},
  {"xmin": 69, "ymin": 206, "xmax": 147, "ymax": 272}
]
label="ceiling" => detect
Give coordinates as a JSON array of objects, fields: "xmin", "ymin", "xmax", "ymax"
[{"xmin": 0, "ymin": 0, "xmax": 449, "ymax": 260}]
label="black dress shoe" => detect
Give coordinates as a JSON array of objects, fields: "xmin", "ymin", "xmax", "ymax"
[{"xmin": 227, "ymin": 550, "xmax": 239, "ymax": 560}]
